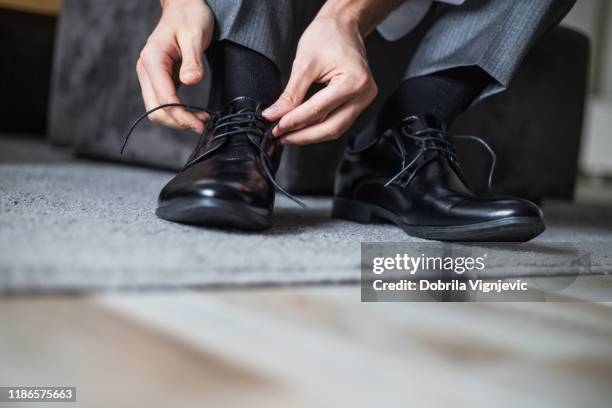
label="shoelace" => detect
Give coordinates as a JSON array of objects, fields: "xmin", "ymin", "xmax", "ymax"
[
  {"xmin": 385, "ymin": 125, "xmax": 497, "ymax": 192},
  {"xmin": 121, "ymin": 103, "xmax": 305, "ymax": 207}
]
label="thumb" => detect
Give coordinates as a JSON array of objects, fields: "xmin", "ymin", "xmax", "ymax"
[
  {"xmin": 263, "ymin": 65, "xmax": 314, "ymax": 120},
  {"xmin": 178, "ymin": 34, "xmax": 204, "ymax": 86}
]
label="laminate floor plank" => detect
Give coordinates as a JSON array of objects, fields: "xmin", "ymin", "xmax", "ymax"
[{"xmin": 2, "ymin": 280, "xmax": 612, "ymax": 407}]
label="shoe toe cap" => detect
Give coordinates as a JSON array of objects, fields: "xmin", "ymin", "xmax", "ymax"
[
  {"xmin": 158, "ymin": 175, "xmax": 270, "ymax": 209},
  {"xmin": 488, "ymin": 197, "xmax": 543, "ymax": 219},
  {"xmin": 454, "ymin": 196, "xmax": 543, "ymax": 223},
  {"xmin": 449, "ymin": 195, "xmax": 543, "ymax": 222}
]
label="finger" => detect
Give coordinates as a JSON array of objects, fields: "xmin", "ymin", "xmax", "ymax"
[
  {"xmin": 140, "ymin": 59, "xmax": 209, "ymax": 129},
  {"xmin": 177, "ymin": 32, "xmax": 204, "ymax": 86},
  {"xmin": 194, "ymin": 111, "xmax": 210, "ymax": 122},
  {"xmin": 141, "ymin": 48, "xmax": 204, "ymax": 133},
  {"xmin": 273, "ymin": 76, "xmax": 354, "ymax": 137},
  {"xmin": 280, "ymin": 102, "xmax": 361, "ymax": 146},
  {"xmin": 262, "ymin": 62, "xmax": 315, "ymax": 121},
  {"xmin": 144, "ymin": 57, "xmax": 203, "ymax": 132},
  {"xmin": 137, "ymin": 59, "xmax": 179, "ymax": 129}
]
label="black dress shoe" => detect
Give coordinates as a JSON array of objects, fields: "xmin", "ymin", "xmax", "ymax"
[
  {"xmin": 332, "ymin": 114, "xmax": 545, "ymax": 242},
  {"xmin": 123, "ymin": 96, "xmax": 302, "ymax": 230}
]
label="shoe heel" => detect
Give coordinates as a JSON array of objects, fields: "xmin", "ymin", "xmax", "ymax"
[{"xmin": 332, "ymin": 197, "xmax": 373, "ymax": 224}]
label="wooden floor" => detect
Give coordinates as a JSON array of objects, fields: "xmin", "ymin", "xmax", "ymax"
[
  {"xmin": 2, "ymin": 279, "xmax": 612, "ymax": 408},
  {"xmin": 2, "ymin": 180, "xmax": 611, "ymax": 407},
  {"xmin": 0, "ymin": 0, "xmax": 61, "ymax": 16}
]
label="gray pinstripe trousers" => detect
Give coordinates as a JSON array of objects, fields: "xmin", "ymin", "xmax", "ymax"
[{"xmin": 206, "ymin": 0, "xmax": 575, "ymax": 114}]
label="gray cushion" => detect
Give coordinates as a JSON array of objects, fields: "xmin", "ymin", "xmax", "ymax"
[{"xmin": 49, "ymin": 0, "xmax": 207, "ymax": 169}]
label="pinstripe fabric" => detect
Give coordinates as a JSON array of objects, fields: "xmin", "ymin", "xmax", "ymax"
[
  {"xmin": 406, "ymin": 0, "xmax": 576, "ymax": 102},
  {"xmin": 206, "ymin": 0, "xmax": 325, "ymax": 83},
  {"xmin": 206, "ymin": 0, "xmax": 575, "ymax": 102}
]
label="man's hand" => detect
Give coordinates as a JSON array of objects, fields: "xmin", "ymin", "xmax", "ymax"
[
  {"xmin": 262, "ymin": 10, "xmax": 377, "ymax": 145},
  {"xmin": 136, "ymin": 0, "xmax": 214, "ymax": 133}
]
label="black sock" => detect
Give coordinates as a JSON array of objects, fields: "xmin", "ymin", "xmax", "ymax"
[
  {"xmin": 207, "ymin": 40, "xmax": 282, "ymax": 108},
  {"xmin": 380, "ymin": 66, "xmax": 492, "ymax": 130}
]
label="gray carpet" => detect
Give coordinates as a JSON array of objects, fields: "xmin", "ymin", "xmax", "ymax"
[{"xmin": 1, "ymin": 137, "xmax": 611, "ymax": 292}]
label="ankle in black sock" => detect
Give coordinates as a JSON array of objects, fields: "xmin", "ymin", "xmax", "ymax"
[
  {"xmin": 207, "ymin": 41, "xmax": 282, "ymax": 108},
  {"xmin": 381, "ymin": 66, "xmax": 492, "ymax": 130}
]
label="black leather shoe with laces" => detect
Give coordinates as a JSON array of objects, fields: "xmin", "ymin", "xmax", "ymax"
[
  {"xmin": 332, "ymin": 114, "xmax": 545, "ymax": 242},
  {"xmin": 122, "ymin": 96, "xmax": 304, "ymax": 230}
]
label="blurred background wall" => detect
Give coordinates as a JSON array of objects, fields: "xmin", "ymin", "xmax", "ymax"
[
  {"xmin": 0, "ymin": 0, "xmax": 60, "ymax": 134},
  {"xmin": 563, "ymin": 0, "xmax": 612, "ymax": 178}
]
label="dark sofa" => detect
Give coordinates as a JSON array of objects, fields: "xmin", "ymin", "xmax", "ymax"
[{"xmin": 49, "ymin": 0, "xmax": 589, "ymax": 203}]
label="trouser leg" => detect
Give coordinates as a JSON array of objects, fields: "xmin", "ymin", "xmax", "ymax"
[
  {"xmin": 205, "ymin": 0, "xmax": 325, "ymax": 83},
  {"xmin": 203, "ymin": 0, "xmax": 422, "ymax": 128},
  {"xmin": 205, "ymin": 0, "xmax": 576, "ymax": 129},
  {"xmin": 404, "ymin": 0, "xmax": 577, "ymax": 103},
  {"xmin": 359, "ymin": 0, "xmax": 576, "ymax": 135}
]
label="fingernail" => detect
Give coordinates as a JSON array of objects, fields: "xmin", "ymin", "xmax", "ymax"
[
  {"xmin": 272, "ymin": 126, "xmax": 280, "ymax": 137},
  {"xmin": 263, "ymin": 105, "xmax": 281, "ymax": 117},
  {"xmin": 280, "ymin": 138, "xmax": 290, "ymax": 145}
]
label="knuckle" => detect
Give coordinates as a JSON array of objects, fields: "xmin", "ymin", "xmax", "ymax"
[
  {"xmin": 310, "ymin": 104, "xmax": 323, "ymax": 119},
  {"xmin": 139, "ymin": 48, "xmax": 154, "ymax": 65},
  {"xmin": 326, "ymin": 127, "xmax": 340, "ymax": 140},
  {"xmin": 371, "ymin": 81, "xmax": 379, "ymax": 97},
  {"xmin": 279, "ymin": 93, "xmax": 298, "ymax": 107},
  {"xmin": 160, "ymin": 96, "xmax": 176, "ymax": 105},
  {"xmin": 283, "ymin": 117, "xmax": 299, "ymax": 130},
  {"xmin": 366, "ymin": 82, "xmax": 378, "ymax": 102},
  {"xmin": 141, "ymin": 42, "xmax": 165, "ymax": 63},
  {"xmin": 177, "ymin": 121, "xmax": 190, "ymax": 130},
  {"xmin": 351, "ymin": 71, "xmax": 371, "ymax": 92},
  {"xmin": 149, "ymin": 112, "xmax": 163, "ymax": 123}
]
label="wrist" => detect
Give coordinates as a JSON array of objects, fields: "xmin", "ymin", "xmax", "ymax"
[
  {"xmin": 160, "ymin": 0, "xmax": 204, "ymax": 8},
  {"xmin": 319, "ymin": 0, "xmax": 405, "ymax": 37},
  {"xmin": 318, "ymin": 0, "xmax": 365, "ymax": 35}
]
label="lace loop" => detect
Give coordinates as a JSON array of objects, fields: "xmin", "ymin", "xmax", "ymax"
[
  {"xmin": 122, "ymin": 103, "xmax": 305, "ymax": 207},
  {"xmin": 454, "ymin": 134, "xmax": 497, "ymax": 192},
  {"xmin": 385, "ymin": 125, "xmax": 497, "ymax": 192},
  {"xmin": 121, "ymin": 103, "xmax": 212, "ymax": 155}
]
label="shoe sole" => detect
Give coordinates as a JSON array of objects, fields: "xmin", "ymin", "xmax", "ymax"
[
  {"xmin": 332, "ymin": 197, "xmax": 545, "ymax": 242},
  {"xmin": 156, "ymin": 197, "xmax": 271, "ymax": 230}
]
